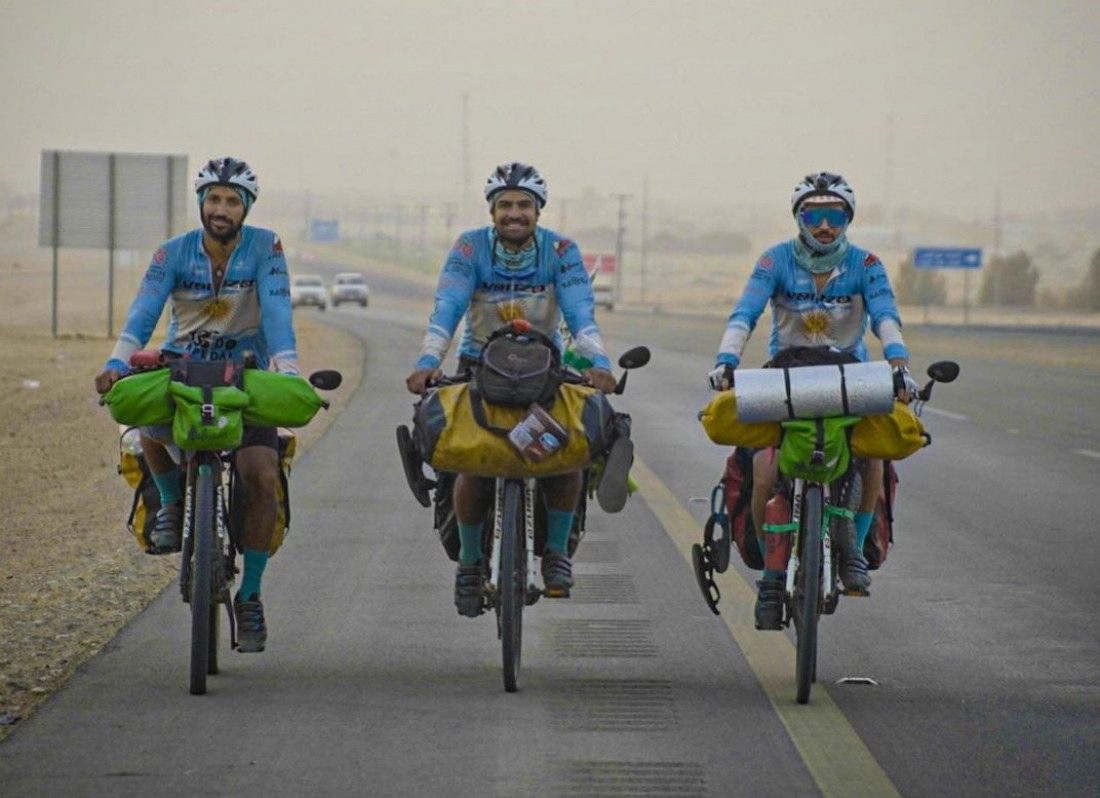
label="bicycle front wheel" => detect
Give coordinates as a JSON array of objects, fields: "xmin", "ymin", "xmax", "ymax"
[
  {"xmin": 190, "ymin": 462, "xmax": 216, "ymax": 696},
  {"xmin": 794, "ymin": 483, "xmax": 823, "ymax": 705},
  {"xmin": 500, "ymin": 481, "xmax": 525, "ymax": 693}
]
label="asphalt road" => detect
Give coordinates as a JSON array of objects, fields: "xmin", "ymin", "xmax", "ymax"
[{"xmin": 2, "ymin": 264, "xmax": 1098, "ymax": 798}]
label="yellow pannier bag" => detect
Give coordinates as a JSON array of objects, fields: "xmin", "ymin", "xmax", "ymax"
[
  {"xmin": 415, "ymin": 382, "xmax": 615, "ymax": 479},
  {"xmin": 118, "ymin": 427, "xmax": 297, "ymax": 556},
  {"xmin": 698, "ymin": 390, "xmax": 782, "ymax": 448},
  {"xmin": 850, "ymin": 401, "xmax": 930, "ymax": 461}
]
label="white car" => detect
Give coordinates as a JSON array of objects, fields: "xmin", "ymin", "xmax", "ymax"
[
  {"xmin": 330, "ymin": 272, "xmax": 370, "ymax": 308},
  {"xmin": 290, "ymin": 274, "xmax": 327, "ymax": 310},
  {"xmin": 593, "ymin": 281, "xmax": 615, "ymax": 311}
]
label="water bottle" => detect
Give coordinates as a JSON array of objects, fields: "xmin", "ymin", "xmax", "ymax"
[{"xmin": 763, "ymin": 491, "xmax": 793, "ymax": 572}]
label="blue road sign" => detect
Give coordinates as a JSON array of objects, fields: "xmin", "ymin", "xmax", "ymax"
[
  {"xmin": 310, "ymin": 219, "xmax": 340, "ymax": 242},
  {"xmin": 912, "ymin": 247, "xmax": 982, "ymax": 269}
]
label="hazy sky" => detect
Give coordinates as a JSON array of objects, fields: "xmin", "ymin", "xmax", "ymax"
[{"xmin": 3, "ymin": 0, "xmax": 1099, "ymax": 219}]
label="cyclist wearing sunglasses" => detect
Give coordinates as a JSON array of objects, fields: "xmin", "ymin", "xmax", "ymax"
[{"xmin": 708, "ymin": 171, "xmax": 918, "ymax": 630}]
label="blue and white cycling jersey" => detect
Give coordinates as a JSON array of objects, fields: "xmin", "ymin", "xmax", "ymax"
[
  {"xmin": 415, "ymin": 226, "xmax": 611, "ymax": 371},
  {"xmin": 716, "ymin": 239, "xmax": 909, "ymax": 368},
  {"xmin": 103, "ymin": 226, "xmax": 299, "ymax": 375}
]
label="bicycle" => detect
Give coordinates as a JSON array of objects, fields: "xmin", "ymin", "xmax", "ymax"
[
  {"xmin": 398, "ymin": 330, "xmax": 649, "ymax": 692},
  {"xmin": 694, "ymin": 359, "xmax": 959, "ymax": 704},
  {"xmin": 103, "ymin": 351, "xmax": 341, "ymax": 694}
]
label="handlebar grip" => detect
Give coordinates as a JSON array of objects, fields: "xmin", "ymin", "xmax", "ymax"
[{"xmin": 129, "ymin": 350, "xmax": 167, "ymax": 368}]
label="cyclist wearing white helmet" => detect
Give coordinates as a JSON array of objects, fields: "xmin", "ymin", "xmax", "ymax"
[
  {"xmin": 405, "ymin": 161, "xmax": 621, "ymax": 617},
  {"xmin": 94, "ymin": 156, "xmax": 298, "ymax": 653},
  {"xmin": 709, "ymin": 171, "xmax": 918, "ymax": 630}
]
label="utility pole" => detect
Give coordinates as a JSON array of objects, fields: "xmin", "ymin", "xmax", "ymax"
[
  {"xmin": 884, "ymin": 111, "xmax": 895, "ymax": 224},
  {"xmin": 442, "ymin": 202, "xmax": 457, "ymax": 245},
  {"xmin": 418, "ymin": 204, "xmax": 430, "ymax": 256},
  {"xmin": 461, "ymin": 92, "xmax": 471, "ymax": 226},
  {"xmin": 993, "ymin": 188, "xmax": 1002, "ymax": 306},
  {"xmin": 640, "ymin": 178, "xmax": 649, "ymax": 304},
  {"xmin": 610, "ymin": 192, "xmax": 632, "ymax": 305}
]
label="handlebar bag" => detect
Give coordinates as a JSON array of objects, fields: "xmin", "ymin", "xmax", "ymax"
[
  {"xmin": 167, "ymin": 381, "xmax": 250, "ymax": 451},
  {"xmin": 414, "ymin": 381, "xmax": 614, "ymax": 479},
  {"xmin": 241, "ymin": 370, "xmax": 326, "ymax": 428},
  {"xmin": 777, "ymin": 416, "xmax": 860, "ymax": 483},
  {"xmin": 474, "ymin": 330, "xmax": 562, "ymax": 408},
  {"xmin": 850, "ymin": 401, "xmax": 929, "ymax": 460},
  {"xmin": 102, "ymin": 369, "xmax": 174, "ymax": 427}
]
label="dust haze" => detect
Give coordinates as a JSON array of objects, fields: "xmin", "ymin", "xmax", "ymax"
[{"xmin": 2, "ymin": 0, "xmax": 1099, "ymax": 290}]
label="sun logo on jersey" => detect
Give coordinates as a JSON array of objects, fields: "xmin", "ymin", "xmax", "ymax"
[
  {"xmin": 801, "ymin": 309, "xmax": 832, "ymax": 341},
  {"xmin": 497, "ymin": 298, "xmax": 527, "ymax": 323},
  {"xmin": 204, "ymin": 296, "xmax": 234, "ymax": 322}
]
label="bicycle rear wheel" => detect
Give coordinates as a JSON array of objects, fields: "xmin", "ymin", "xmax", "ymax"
[
  {"xmin": 500, "ymin": 481, "xmax": 524, "ymax": 693},
  {"xmin": 190, "ymin": 462, "xmax": 215, "ymax": 695},
  {"xmin": 794, "ymin": 483, "xmax": 823, "ymax": 705}
]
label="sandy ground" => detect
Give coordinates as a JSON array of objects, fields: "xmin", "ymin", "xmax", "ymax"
[{"xmin": 0, "ymin": 220, "xmax": 363, "ymax": 741}]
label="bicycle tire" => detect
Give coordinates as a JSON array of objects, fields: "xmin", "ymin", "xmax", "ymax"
[
  {"xmin": 190, "ymin": 462, "xmax": 215, "ymax": 695},
  {"xmin": 500, "ymin": 480, "xmax": 524, "ymax": 693},
  {"xmin": 794, "ymin": 483, "xmax": 823, "ymax": 705}
]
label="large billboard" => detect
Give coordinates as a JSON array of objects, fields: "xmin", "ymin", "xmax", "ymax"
[{"xmin": 39, "ymin": 150, "xmax": 188, "ymax": 249}]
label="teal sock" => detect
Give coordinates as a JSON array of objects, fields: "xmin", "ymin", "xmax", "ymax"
[
  {"xmin": 457, "ymin": 521, "xmax": 485, "ymax": 565},
  {"xmin": 238, "ymin": 547, "xmax": 269, "ymax": 601},
  {"xmin": 544, "ymin": 508, "xmax": 574, "ymax": 555},
  {"xmin": 854, "ymin": 512, "xmax": 875, "ymax": 553},
  {"xmin": 151, "ymin": 468, "xmax": 182, "ymax": 505}
]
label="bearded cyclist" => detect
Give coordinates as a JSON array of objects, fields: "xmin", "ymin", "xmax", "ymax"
[
  {"xmin": 93, "ymin": 156, "xmax": 299, "ymax": 653},
  {"xmin": 405, "ymin": 161, "xmax": 621, "ymax": 617},
  {"xmin": 708, "ymin": 171, "xmax": 919, "ymax": 631}
]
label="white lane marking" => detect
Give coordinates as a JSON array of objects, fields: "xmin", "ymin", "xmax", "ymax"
[
  {"xmin": 1075, "ymin": 449, "xmax": 1100, "ymax": 461},
  {"xmin": 921, "ymin": 406, "xmax": 968, "ymax": 421}
]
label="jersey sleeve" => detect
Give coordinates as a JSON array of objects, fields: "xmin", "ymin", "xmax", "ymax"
[
  {"xmin": 415, "ymin": 237, "xmax": 479, "ymax": 370},
  {"xmin": 104, "ymin": 245, "xmax": 177, "ymax": 372},
  {"xmin": 555, "ymin": 241, "xmax": 612, "ymax": 371},
  {"xmin": 716, "ymin": 250, "xmax": 780, "ymax": 368},
  {"xmin": 861, "ymin": 251, "xmax": 909, "ymax": 362},
  {"xmin": 257, "ymin": 233, "xmax": 300, "ymax": 375}
]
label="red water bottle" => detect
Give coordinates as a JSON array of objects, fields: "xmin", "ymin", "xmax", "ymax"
[{"xmin": 763, "ymin": 492, "xmax": 793, "ymax": 572}]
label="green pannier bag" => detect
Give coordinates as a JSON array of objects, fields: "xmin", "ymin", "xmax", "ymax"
[
  {"xmin": 168, "ymin": 381, "xmax": 250, "ymax": 451},
  {"xmin": 777, "ymin": 416, "xmax": 860, "ymax": 483},
  {"xmin": 102, "ymin": 369, "xmax": 174, "ymax": 426},
  {"xmin": 241, "ymin": 370, "xmax": 325, "ymax": 428}
]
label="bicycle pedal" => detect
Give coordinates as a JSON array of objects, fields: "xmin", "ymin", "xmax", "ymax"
[
  {"xmin": 543, "ymin": 587, "xmax": 570, "ymax": 599},
  {"xmin": 842, "ymin": 587, "xmax": 870, "ymax": 597}
]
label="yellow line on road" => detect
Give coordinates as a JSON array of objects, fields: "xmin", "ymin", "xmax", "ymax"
[{"xmin": 631, "ymin": 455, "xmax": 902, "ymax": 798}]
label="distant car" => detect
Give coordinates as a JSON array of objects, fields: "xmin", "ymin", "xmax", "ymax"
[
  {"xmin": 593, "ymin": 281, "xmax": 615, "ymax": 311},
  {"xmin": 290, "ymin": 274, "xmax": 327, "ymax": 310},
  {"xmin": 330, "ymin": 272, "xmax": 370, "ymax": 308}
]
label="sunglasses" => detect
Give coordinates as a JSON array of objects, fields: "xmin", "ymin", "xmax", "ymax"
[{"xmin": 800, "ymin": 207, "xmax": 849, "ymax": 228}]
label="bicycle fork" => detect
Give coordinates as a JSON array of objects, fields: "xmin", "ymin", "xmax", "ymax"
[{"xmin": 487, "ymin": 479, "xmax": 539, "ymax": 599}]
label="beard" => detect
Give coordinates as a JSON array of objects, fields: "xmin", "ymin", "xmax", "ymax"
[{"xmin": 201, "ymin": 211, "xmax": 243, "ymax": 244}]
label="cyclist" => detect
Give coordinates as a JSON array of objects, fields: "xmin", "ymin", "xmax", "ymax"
[
  {"xmin": 708, "ymin": 171, "xmax": 919, "ymax": 630},
  {"xmin": 405, "ymin": 161, "xmax": 620, "ymax": 617},
  {"xmin": 93, "ymin": 156, "xmax": 298, "ymax": 653}
]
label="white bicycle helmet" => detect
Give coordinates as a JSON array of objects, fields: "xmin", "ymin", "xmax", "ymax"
[
  {"xmin": 790, "ymin": 172, "xmax": 855, "ymax": 220},
  {"xmin": 194, "ymin": 157, "xmax": 260, "ymax": 201},
  {"xmin": 484, "ymin": 162, "xmax": 548, "ymax": 209}
]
